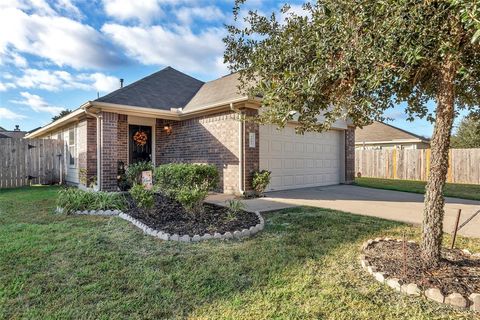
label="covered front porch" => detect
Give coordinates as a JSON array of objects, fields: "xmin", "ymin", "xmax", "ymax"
[{"xmin": 89, "ymin": 108, "xmax": 259, "ymax": 193}]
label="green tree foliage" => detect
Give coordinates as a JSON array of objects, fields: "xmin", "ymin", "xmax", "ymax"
[
  {"xmin": 451, "ymin": 115, "xmax": 480, "ymax": 148},
  {"xmin": 52, "ymin": 109, "xmax": 72, "ymax": 122},
  {"xmin": 224, "ymin": 0, "xmax": 480, "ymax": 267}
]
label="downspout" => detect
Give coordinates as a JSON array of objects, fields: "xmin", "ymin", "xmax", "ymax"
[
  {"xmin": 230, "ymin": 103, "xmax": 245, "ymax": 194},
  {"xmin": 83, "ymin": 106, "xmax": 102, "ymax": 191}
]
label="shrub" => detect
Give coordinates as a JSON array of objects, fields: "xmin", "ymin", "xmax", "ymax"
[
  {"xmin": 129, "ymin": 184, "xmax": 155, "ymax": 209},
  {"xmin": 175, "ymin": 187, "xmax": 208, "ymax": 212},
  {"xmin": 125, "ymin": 161, "xmax": 154, "ymax": 186},
  {"xmin": 154, "ymin": 163, "xmax": 218, "ymax": 193},
  {"xmin": 57, "ymin": 188, "xmax": 126, "ymax": 214},
  {"xmin": 154, "ymin": 163, "xmax": 219, "ymax": 212},
  {"xmin": 252, "ymin": 170, "xmax": 272, "ymax": 195}
]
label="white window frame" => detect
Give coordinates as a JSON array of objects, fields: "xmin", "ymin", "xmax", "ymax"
[{"xmin": 68, "ymin": 126, "xmax": 76, "ymax": 168}]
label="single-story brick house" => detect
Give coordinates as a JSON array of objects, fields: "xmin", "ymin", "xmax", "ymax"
[{"xmin": 27, "ymin": 67, "xmax": 355, "ymax": 193}]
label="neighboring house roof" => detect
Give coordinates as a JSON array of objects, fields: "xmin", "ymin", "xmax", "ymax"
[
  {"xmin": 0, "ymin": 131, "xmax": 27, "ymax": 138},
  {"xmin": 0, "ymin": 126, "xmax": 6, "ymax": 131},
  {"xmin": 355, "ymin": 121, "xmax": 430, "ymax": 144},
  {"xmin": 96, "ymin": 67, "xmax": 205, "ymax": 110}
]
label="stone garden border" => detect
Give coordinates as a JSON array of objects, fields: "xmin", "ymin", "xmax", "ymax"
[
  {"xmin": 360, "ymin": 238, "xmax": 480, "ymax": 312},
  {"xmin": 57, "ymin": 207, "xmax": 265, "ymax": 242}
]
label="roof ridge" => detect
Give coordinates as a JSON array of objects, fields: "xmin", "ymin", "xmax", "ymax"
[
  {"xmin": 96, "ymin": 66, "xmax": 204, "ymax": 103},
  {"xmin": 379, "ymin": 121, "xmax": 429, "ymax": 141}
]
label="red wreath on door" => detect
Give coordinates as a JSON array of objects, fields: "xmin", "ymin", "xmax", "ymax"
[{"xmin": 133, "ymin": 130, "xmax": 148, "ymax": 146}]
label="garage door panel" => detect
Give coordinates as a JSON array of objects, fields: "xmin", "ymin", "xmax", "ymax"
[{"xmin": 260, "ymin": 124, "xmax": 342, "ymax": 191}]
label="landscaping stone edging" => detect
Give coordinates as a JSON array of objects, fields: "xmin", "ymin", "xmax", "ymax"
[
  {"xmin": 360, "ymin": 238, "xmax": 480, "ymax": 312},
  {"xmin": 59, "ymin": 207, "xmax": 265, "ymax": 242}
]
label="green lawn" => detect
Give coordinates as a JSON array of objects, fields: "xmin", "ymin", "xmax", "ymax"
[
  {"xmin": 1, "ymin": 186, "xmax": 479, "ymax": 319},
  {"xmin": 355, "ymin": 177, "xmax": 480, "ymax": 201}
]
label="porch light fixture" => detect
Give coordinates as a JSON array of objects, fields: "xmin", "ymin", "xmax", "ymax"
[{"xmin": 163, "ymin": 124, "xmax": 173, "ymax": 135}]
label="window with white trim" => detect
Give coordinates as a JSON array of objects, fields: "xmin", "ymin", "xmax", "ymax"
[{"xmin": 68, "ymin": 127, "xmax": 76, "ymax": 167}]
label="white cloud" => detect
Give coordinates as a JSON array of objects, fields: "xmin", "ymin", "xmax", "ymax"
[
  {"xmin": 102, "ymin": 0, "xmax": 163, "ymax": 24},
  {"xmin": 11, "ymin": 92, "xmax": 65, "ymax": 115},
  {"xmin": 1, "ymin": 0, "xmax": 81, "ymax": 18},
  {"xmin": 0, "ymin": 7, "xmax": 120, "ymax": 69},
  {"xmin": 12, "ymin": 68, "xmax": 120, "ymax": 92},
  {"xmin": 87, "ymin": 73, "xmax": 120, "ymax": 92},
  {"xmin": 102, "ymin": 23, "xmax": 228, "ymax": 76},
  {"xmin": 15, "ymin": 69, "xmax": 86, "ymax": 91},
  {"xmin": 0, "ymin": 50, "xmax": 28, "ymax": 68},
  {"xmin": 176, "ymin": 6, "xmax": 225, "ymax": 24},
  {"xmin": 0, "ymin": 107, "xmax": 26, "ymax": 120},
  {"xmin": 0, "ymin": 82, "xmax": 16, "ymax": 91},
  {"xmin": 53, "ymin": 0, "xmax": 83, "ymax": 19}
]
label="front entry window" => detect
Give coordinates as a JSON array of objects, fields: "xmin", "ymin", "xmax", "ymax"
[{"xmin": 129, "ymin": 125, "xmax": 152, "ymax": 164}]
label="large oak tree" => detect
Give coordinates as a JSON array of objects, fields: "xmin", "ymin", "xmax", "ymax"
[{"xmin": 224, "ymin": 0, "xmax": 480, "ymax": 267}]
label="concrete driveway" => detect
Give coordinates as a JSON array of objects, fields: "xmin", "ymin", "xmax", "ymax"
[{"xmin": 207, "ymin": 185, "xmax": 480, "ymax": 238}]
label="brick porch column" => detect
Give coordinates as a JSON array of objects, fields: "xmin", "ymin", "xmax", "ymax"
[
  {"xmin": 243, "ymin": 109, "xmax": 259, "ymax": 192},
  {"xmin": 100, "ymin": 112, "xmax": 118, "ymax": 191},
  {"xmin": 344, "ymin": 126, "xmax": 355, "ymax": 184}
]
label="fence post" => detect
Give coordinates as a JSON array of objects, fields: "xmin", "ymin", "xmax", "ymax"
[{"xmin": 392, "ymin": 148, "xmax": 397, "ymax": 179}]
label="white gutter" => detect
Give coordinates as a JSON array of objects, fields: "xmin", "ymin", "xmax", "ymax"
[
  {"xmin": 230, "ymin": 103, "xmax": 245, "ymax": 194},
  {"xmin": 183, "ymin": 96, "xmax": 255, "ymax": 115},
  {"xmin": 82, "ymin": 106, "xmax": 102, "ymax": 190},
  {"xmin": 27, "ymin": 97, "xmax": 261, "ymax": 139},
  {"xmin": 25, "ymin": 105, "xmax": 88, "ymax": 139}
]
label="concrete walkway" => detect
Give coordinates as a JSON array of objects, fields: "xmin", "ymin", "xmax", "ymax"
[{"xmin": 207, "ymin": 185, "xmax": 480, "ymax": 238}]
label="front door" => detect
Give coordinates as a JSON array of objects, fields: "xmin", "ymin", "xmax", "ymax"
[{"xmin": 129, "ymin": 125, "xmax": 152, "ymax": 164}]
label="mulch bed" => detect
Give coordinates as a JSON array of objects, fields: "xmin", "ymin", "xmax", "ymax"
[
  {"xmin": 364, "ymin": 241, "xmax": 480, "ymax": 297},
  {"xmin": 126, "ymin": 193, "xmax": 259, "ymax": 236}
]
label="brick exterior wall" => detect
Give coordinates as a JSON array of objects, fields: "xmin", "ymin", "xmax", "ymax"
[
  {"xmin": 77, "ymin": 120, "xmax": 87, "ymax": 184},
  {"xmin": 345, "ymin": 126, "xmax": 355, "ymax": 184},
  {"xmin": 117, "ymin": 114, "xmax": 128, "ymax": 165},
  {"xmin": 100, "ymin": 112, "xmax": 119, "ymax": 191},
  {"xmin": 155, "ymin": 111, "xmax": 240, "ymax": 193},
  {"xmin": 156, "ymin": 111, "xmax": 258, "ymax": 194},
  {"xmin": 86, "ymin": 117, "xmax": 97, "ymax": 183},
  {"xmin": 243, "ymin": 109, "xmax": 259, "ymax": 191}
]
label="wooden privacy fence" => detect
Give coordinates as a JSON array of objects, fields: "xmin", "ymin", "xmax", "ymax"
[
  {"xmin": 355, "ymin": 148, "xmax": 480, "ymax": 185},
  {"xmin": 0, "ymin": 138, "xmax": 65, "ymax": 189}
]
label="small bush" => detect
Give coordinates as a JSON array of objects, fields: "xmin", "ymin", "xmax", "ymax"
[
  {"xmin": 154, "ymin": 163, "xmax": 219, "ymax": 212},
  {"xmin": 129, "ymin": 184, "xmax": 155, "ymax": 209},
  {"xmin": 175, "ymin": 187, "xmax": 208, "ymax": 212},
  {"xmin": 154, "ymin": 163, "xmax": 218, "ymax": 193},
  {"xmin": 125, "ymin": 161, "xmax": 154, "ymax": 186},
  {"xmin": 252, "ymin": 170, "xmax": 272, "ymax": 194},
  {"xmin": 57, "ymin": 188, "xmax": 126, "ymax": 214}
]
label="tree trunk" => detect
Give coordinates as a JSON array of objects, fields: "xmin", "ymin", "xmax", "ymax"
[{"xmin": 421, "ymin": 60, "xmax": 457, "ymax": 268}]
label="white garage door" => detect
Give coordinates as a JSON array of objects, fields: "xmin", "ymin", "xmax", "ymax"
[{"xmin": 259, "ymin": 124, "xmax": 343, "ymax": 191}]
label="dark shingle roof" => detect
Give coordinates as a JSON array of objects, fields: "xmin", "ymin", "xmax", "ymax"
[{"xmin": 95, "ymin": 67, "xmax": 204, "ymax": 110}]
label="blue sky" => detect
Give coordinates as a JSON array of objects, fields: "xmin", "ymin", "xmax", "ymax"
[{"xmin": 0, "ymin": 0, "xmax": 467, "ymax": 137}]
